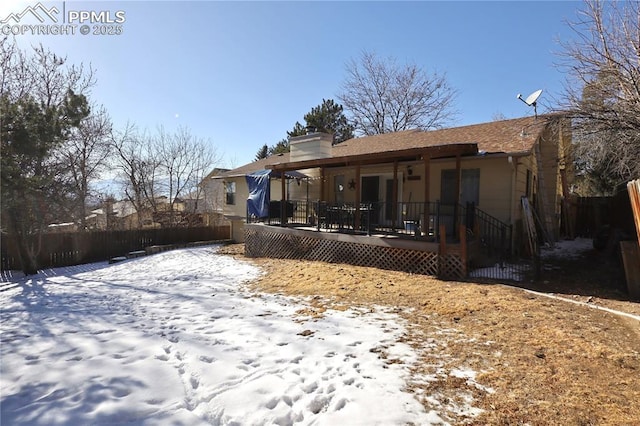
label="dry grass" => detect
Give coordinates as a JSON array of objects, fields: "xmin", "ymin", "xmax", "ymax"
[{"xmin": 218, "ymin": 244, "xmax": 640, "ymax": 425}]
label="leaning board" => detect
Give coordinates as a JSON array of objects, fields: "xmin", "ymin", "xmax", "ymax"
[{"xmin": 521, "ymin": 196, "xmax": 537, "ymax": 256}]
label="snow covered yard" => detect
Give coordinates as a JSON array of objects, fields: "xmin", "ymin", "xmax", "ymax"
[{"xmin": 0, "ymin": 246, "xmax": 476, "ymax": 425}]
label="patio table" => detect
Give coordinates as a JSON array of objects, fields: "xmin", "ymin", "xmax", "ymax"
[{"xmin": 327, "ymin": 205, "xmax": 372, "ymax": 232}]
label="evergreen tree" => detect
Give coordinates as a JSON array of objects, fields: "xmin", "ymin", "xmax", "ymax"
[
  {"xmin": 286, "ymin": 121, "xmax": 306, "ymax": 139},
  {"xmin": 1, "ymin": 39, "xmax": 94, "ymax": 273},
  {"xmin": 255, "ymin": 144, "xmax": 269, "ymax": 160},
  {"xmin": 268, "ymin": 139, "xmax": 290, "ymax": 156},
  {"xmin": 303, "ymin": 99, "xmax": 354, "ymax": 143},
  {"xmin": 257, "ymin": 99, "xmax": 353, "ymax": 157},
  {"xmin": 1, "ymin": 91, "xmax": 89, "ymax": 273}
]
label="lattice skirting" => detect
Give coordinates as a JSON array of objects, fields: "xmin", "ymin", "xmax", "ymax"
[{"xmin": 245, "ymin": 226, "xmax": 466, "ymax": 279}]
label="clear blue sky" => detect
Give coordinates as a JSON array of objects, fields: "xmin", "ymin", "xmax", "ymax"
[{"xmin": 4, "ymin": 1, "xmax": 582, "ymax": 168}]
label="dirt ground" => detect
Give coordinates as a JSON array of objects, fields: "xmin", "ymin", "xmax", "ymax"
[{"xmin": 218, "ymin": 243, "xmax": 640, "ymax": 425}]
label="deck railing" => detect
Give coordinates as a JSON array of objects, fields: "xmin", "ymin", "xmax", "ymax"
[
  {"xmin": 247, "ymin": 200, "xmax": 511, "ymax": 242},
  {"xmin": 247, "ymin": 199, "xmax": 532, "ymax": 280}
]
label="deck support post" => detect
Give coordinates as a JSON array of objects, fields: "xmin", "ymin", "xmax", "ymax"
[
  {"xmin": 393, "ymin": 161, "xmax": 399, "ymax": 228},
  {"xmin": 454, "ymin": 154, "xmax": 461, "ymax": 236},
  {"xmin": 281, "ymin": 173, "xmax": 286, "ymax": 225},
  {"xmin": 355, "ymin": 164, "xmax": 361, "ymax": 231},
  {"xmin": 459, "ymin": 224, "xmax": 467, "ymax": 277},
  {"xmin": 423, "ymin": 153, "xmax": 431, "ymax": 235}
]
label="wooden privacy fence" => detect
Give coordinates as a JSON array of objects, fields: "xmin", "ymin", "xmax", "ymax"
[
  {"xmin": 572, "ymin": 192, "xmax": 635, "ymax": 238},
  {"xmin": 1, "ymin": 226, "xmax": 231, "ymax": 271},
  {"xmin": 573, "ymin": 197, "xmax": 610, "ymax": 237}
]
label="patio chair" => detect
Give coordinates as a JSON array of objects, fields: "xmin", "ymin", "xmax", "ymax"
[{"xmin": 316, "ymin": 202, "xmax": 328, "ymax": 230}]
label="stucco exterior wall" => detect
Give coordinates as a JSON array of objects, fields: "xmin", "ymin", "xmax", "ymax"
[{"xmin": 320, "ymin": 155, "xmax": 532, "ymax": 226}]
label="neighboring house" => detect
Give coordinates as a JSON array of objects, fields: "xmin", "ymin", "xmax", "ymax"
[
  {"xmin": 48, "ymin": 188, "xmax": 225, "ymax": 232},
  {"xmin": 196, "ymin": 168, "xmax": 230, "ymax": 226},
  {"xmin": 109, "ymin": 197, "xmax": 177, "ymax": 229},
  {"xmin": 111, "ymin": 199, "xmax": 152, "ymax": 229},
  {"xmin": 217, "ymin": 114, "xmax": 573, "ymax": 249},
  {"xmin": 85, "ymin": 207, "xmax": 108, "ymax": 230},
  {"xmin": 48, "ymin": 207, "xmax": 109, "ymax": 232},
  {"xmin": 214, "ymin": 153, "xmax": 310, "ymax": 241}
]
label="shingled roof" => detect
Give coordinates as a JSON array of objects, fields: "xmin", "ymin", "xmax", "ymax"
[
  {"xmin": 333, "ymin": 115, "xmax": 553, "ymax": 157},
  {"xmin": 220, "ymin": 152, "xmax": 291, "ymax": 177},
  {"xmin": 221, "ymin": 115, "xmax": 559, "ymax": 177}
]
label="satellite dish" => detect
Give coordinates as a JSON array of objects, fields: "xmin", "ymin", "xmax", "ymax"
[{"xmin": 517, "ymin": 89, "xmax": 543, "ymax": 117}]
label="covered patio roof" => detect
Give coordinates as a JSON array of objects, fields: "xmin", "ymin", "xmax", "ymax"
[
  {"xmin": 247, "ymin": 169, "xmax": 309, "ymax": 179},
  {"xmin": 270, "ymin": 142, "xmax": 478, "ymax": 173}
]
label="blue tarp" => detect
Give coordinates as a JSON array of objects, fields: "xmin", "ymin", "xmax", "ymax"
[
  {"xmin": 246, "ymin": 169, "xmax": 309, "ymax": 219},
  {"xmin": 246, "ymin": 170, "xmax": 271, "ymax": 218}
]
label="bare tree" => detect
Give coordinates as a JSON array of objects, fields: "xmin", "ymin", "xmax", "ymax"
[
  {"xmin": 111, "ymin": 123, "xmax": 157, "ymax": 228},
  {"xmin": 156, "ymin": 126, "xmax": 219, "ymax": 226},
  {"xmin": 557, "ymin": 0, "xmax": 640, "ymax": 194},
  {"xmin": 184, "ymin": 138, "xmax": 221, "ymax": 217},
  {"xmin": 111, "ymin": 124, "xmax": 219, "ymax": 228},
  {"xmin": 492, "ymin": 112, "xmax": 508, "ymax": 121},
  {"xmin": 0, "ymin": 37, "xmax": 29, "ymax": 101},
  {"xmin": 58, "ymin": 105, "xmax": 112, "ymax": 229},
  {"xmin": 0, "ymin": 37, "xmax": 95, "ymax": 107},
  {"xmin": 338, "ymin": 51, "xmax": 457, "ymax": 135}
]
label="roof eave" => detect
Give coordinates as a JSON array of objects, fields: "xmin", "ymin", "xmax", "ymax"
[{"xmin": 271, "ymin": 143, "xmax": 478, "ymax": 172}]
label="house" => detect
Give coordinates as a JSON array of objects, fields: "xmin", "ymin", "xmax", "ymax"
[
  {"xmin": 107, "ymin": 196, "xmax": 175, "ymax": 230},
  {"xmin": 110, "ymin": 199, "xmax": 155, "ymax": 229},
  {"xmin": 194, "ymin": 168, "xmax": 231, "ymax": 226},
  {"xmin": 216, "ymin": 115, "xmax": 572, "ymax": 278}
]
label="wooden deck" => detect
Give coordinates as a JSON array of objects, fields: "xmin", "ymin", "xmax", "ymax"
[{"xmin": 245, "ymin": 223, "xmax": 468, "ymax": 279}]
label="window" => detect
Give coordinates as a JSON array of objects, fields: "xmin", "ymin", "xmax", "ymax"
[
  {"xmin": 440, "ymin": 169, "xmax": 457, "ymax": 204},
  {"xmin": 440, "ymin": 168, "xmax": 480, "ymax": 206},
  {"xmin": 225, "ymin": 181, "xmax": 236, "ymax": 205},
  {"xmin": 461, "ymin": 169, "xmax": 480, "ymax": 206}
]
